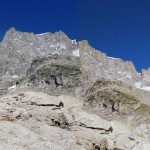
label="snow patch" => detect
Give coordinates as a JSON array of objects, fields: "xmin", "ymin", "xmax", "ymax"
[
  {"xmin": 36, "ymin": 33, "xmax": 47, "ymax": 36},
  {"xmin": 135, "ymin": 82, "xmax": 150, "ymax": 91},
  {"xmin": 73, "ymin": 49, "xmax": 80, "ymax": 57},
  {"xmin": 108, "ymin": 57, "xmax": 119, "ymax": 60},
  {"xmin": 140, "ymin": 86, "xmax": 150, "ymax": 91}
]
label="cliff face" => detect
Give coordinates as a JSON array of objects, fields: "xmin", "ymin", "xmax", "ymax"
[
  {"xmin": 1, "ymin": 28, "xmax": 150, "ymax": 94},
  {"xmin": 79, "ymin": 40, "xmax": 139, "ymax": 90},
  {"xmin": 0, "ymin": 28, "xmax": 79, "ymax": 92},
  {"xmin": 0, "ymin": 27, "xmax": 78, "ymax": 76},
  {"xmin": 0, "ymin": 27, "xmax": 150, "ymax": 93}
]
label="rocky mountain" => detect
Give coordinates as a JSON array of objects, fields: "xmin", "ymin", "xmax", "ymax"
[
  {"xmin": 1, "ymin": 27, "xmax": 150, "ymax": 94},
  {"xmin": 0, "ymin": 28, "xmax": 149, "ymax": 150}
]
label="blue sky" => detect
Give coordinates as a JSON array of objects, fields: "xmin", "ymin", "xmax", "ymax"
[{"xmin": 0, "ymin": 0, "xmax": 150, "ymax": 72}]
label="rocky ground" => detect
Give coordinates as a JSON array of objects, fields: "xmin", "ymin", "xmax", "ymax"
[{"xmin": 0, "ymin": 81, "xmax": 149, "ymax": 150}]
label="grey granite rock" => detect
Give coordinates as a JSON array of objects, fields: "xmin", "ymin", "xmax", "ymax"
[
  {"xmin": 1, "ymin": 28, "xmax": 150, "ymax": 95},
  {"xmin": 0, "ymin": 28, "xmax": 150, "ymax": 149},
  {"xmin": 0, "ymin": 90, "xmax": 149, "ymax": 150}
]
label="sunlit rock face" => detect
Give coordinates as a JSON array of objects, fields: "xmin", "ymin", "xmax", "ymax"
[
  {"xmin": 0, "ymin": 27, "xmax": 150, "ymax": 93},
  {"xmin": 0, "ymin": 27, "xmax": 78, "ymax": 76},
  {"xmin": 0, "ymin": 28, "xmax": 80, "ymax": 93},
  {"xmin": 78, "ymin": 40, "xmax": 139, "ymax": 91}
]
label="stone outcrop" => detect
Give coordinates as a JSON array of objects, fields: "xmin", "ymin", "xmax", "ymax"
[
  {"xmin": 84, "ymin": 79, "xmax": 150, "ymax": 140},
  {"xmin": 27, "ymin": 54, "xmax": 83, "ymax": 96}
]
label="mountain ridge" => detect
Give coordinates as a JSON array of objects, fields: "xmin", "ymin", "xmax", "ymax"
[{"xmin": 1, "ymin": 27, "xmax": 150, "ymax": 93}]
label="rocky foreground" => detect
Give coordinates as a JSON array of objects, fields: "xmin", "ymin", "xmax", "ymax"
[
  {"xmin": 0, "ymin": 28, "xmax": 149, "ymax": 149},
  {"xmin": 0, "ymin": 79, "xmax": 149, "ymax": 150}
]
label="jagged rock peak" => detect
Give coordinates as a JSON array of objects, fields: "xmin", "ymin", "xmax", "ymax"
[
  {"xmin": 54, "ymin": 30, "xmax": 70, "ymax": 39},
  {"xmin": 2, "ymin": 27, "xmax": 69, "ymax": 40},
  {"xmin": 7, "ymin": 27, "xmax": 16, "ymax": 32},
  {"xmin": 2, "ymin": 27, "xmax": 17, "ymax": 41}
]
